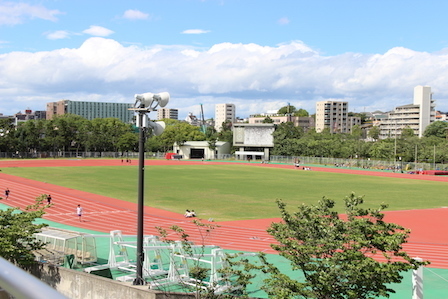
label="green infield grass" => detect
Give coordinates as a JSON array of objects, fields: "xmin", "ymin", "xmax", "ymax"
[{"xmin": 2, "ymin": 164, "xmax": 447, "ymax": 221}]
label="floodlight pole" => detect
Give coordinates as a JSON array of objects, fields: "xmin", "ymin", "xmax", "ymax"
[
  {"xmin": 134, "ymin": 110, "xmax": 146, "ymax": 286},
  {"xmin": 130, "ymin": 91, "xmax": 169, "ymax": 286}
]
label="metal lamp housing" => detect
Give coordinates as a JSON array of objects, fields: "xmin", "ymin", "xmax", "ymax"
[
  {"xmin": 134, "ymin": 92, "xmax": 170, "ymax": 109},
  {"xmin": 148, "ymin": 121, "xmax": 166, "ymax": 136}
]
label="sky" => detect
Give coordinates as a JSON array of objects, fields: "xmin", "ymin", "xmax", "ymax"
[{"xmin": 1, "ymin": 0, "xmax": 448, "ymax": 120}]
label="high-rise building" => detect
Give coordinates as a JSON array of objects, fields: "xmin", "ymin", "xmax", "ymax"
[
  {"xmin": 46, "ymin": 100, "xmax": 133, "ymax": 123},
  {"xmin": 157, "ymin": 108, "xmax": 178, "ymax": 120},
  {"xmin": 215, "ymin": 103, "xmax": 235, "ymax": 131},
  {"xmin": 315, "ymin": 101, "xmax": 350, "ymax": 133},
  {"xmin": 379, "ymin": 86, "xmax": 435, "ymax": 139}
]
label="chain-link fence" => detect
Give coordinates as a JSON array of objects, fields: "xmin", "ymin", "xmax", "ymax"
[{"xmin": 1, "ymin": 151, "xmax": 447, "ymax": 171}]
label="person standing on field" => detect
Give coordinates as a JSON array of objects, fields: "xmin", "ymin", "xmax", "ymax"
[{"xmin": 4, "ymin": 188, "xmax": 10, "ymax": 199}]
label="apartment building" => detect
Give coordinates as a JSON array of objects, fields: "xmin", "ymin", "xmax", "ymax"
[
  {"xmin": 157, "ymin": 108, "xmax": 178, "ymax": 120},
  {"xmin": 248, "ymin": 113, "xmax": 315, "ymax": 131},
  {"xmin": 315, "ymin": 101, "xmax": 350, "ymax": 133},
  {"xmin": 46, "ymin": 100, "xmax": 133, "ymax": 123},
  {"xmin": 215, "ymin": 103, "xmax": 235, "ymax": 131},
  {"xmin": 379, "ymin": 86, "xmax": 435, "ymax": 139}
]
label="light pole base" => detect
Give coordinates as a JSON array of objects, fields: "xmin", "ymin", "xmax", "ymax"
[{"xmin": 132, "ymin": 277, "xmax": 145, "ymax": 286}]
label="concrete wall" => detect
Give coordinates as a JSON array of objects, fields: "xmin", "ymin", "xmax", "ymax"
[{"xmin": 31, "ymin": 264, "xmax": 195, "ymax": 299}]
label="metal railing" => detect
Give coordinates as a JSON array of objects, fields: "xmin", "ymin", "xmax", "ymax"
[{"xmin": 0, "ymin": 257, "xmax": 67, "ymax": 299}]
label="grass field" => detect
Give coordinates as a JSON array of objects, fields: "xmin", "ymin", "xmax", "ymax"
[{"xmin": 2, "ymin": 163, "xmax": 447, "ymax": 221}]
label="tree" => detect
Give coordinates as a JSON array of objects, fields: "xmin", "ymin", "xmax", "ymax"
[
  {"xmin": 14, "ymin": 120, "xmax": 41, "ymax": 152},
  {"xmin": 0, "ymin": 118, "xmax": 15, "ymax": 152},
  {"xmin": 369, "ymin": 140, "xmax": 394, "ymax": 159},
  {"xmin": 153, "ymin": 120, "xmax": 206, "ymax": 152},
  {"xmin": 262, "ymin": 116, "xmax": 274, "ymax": 123},
  {"xmin": 262, "ymin": 193, "xmax": 428, "ymax": 299},
  {"xmin": 400, "ymin": 126, "xmax": 415, "ymax": 139},
  {"xmin": 423, "ymin": 121, "xmax": 448, "ymax": 139},
  {"xmin": 367, "ymin": 126, "xmax": 380, "ymax": 141},
  {"xmin": 350, "ymin": 124, "xmax": 363, "ymax": 140},
  {"xmin": 117, "ymin": 131, "xmax": 138, "ymax": 153},
  {"xmin": 294, "ymin": 108, "xmax": 309, "ymax": 117},
  {"xmin": 278, "ymin": 105, "xmax": 296, "ymax": 115},
  {"xmin": 0, "ymin": 194, "xmax": 49, "ymax": 266},
  {"xmin": 272, "ymin": 122, "xmax": 304, "ymax": 155}
]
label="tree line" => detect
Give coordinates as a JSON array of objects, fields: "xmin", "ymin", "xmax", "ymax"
[
  {"xmin": 0, "ymin": 114, "xmax": 231, "ymax": 155},
  {"xmin": 272, "ymin": 121, "xmax": 448, "ymax": 163},
  {"xmin": 1, "ymin": 113, "xmax": 448, "ymax": 163}
]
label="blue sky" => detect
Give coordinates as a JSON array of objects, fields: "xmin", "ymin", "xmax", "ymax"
[{"xmin": 1, "ymin": 0, "xmax": 448, "ymax": 120}]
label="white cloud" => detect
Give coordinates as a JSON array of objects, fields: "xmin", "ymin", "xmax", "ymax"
[
  {"xmin": 182, "ymin": 29, "xmax": 211, "ymax": 34},
  {"xmin": 46, "ymin": 30, "xmax": 70, "ymax": 40},
  {"xmin": 278, "ymin": 17, "xmax": 290, "ymax": 25},
  {"xmin": 1, "ymin": 37, "xmax": 448, "ymax": 119},
  {"xmin": 122, "ymin": 9, "xmax": 149, "ymax": 20},
  {"xmin": 82, "ymin": 26, "xmax": 114, "ymax": 37},
  {"xmin": 0, "ymin": 2, "xmax": 63, "ymax": 25}
]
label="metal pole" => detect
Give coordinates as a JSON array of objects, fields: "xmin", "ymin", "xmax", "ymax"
[
  {"xmin": 394, "ymin": 119, "xmax": 397, "ymax": 167},
  {"xmin": 415, "ymin": 144, "xmax": 418, "ymax": 171},
  {"xmin": 434, "ymin": 144, "xmax": 436, "ymax": 170},
  {"xmin": 412, "ymin": 257, "xmax": 424, "ymax": 299},
  {"xmin": 133, "ymin": 111, "xmax": 145, "ymax": 285}
]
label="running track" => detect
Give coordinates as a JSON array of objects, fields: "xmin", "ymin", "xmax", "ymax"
[{"xmin": 1, "ymin": 159, "xmax": 448, "ymax": 268}]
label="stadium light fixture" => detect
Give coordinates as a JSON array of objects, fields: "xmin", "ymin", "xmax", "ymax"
[{"xmin": 130, "ymin": 92, "xmax": 170, "ymax": 286}]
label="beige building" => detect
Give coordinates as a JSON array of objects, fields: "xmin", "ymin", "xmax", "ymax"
[
  {"xmin": 157, "ymin": 108, "xmax": 178, "ymax": 120},
  {"xmin": 379, "ymin": 86, "xmax": 435, "ymax": 139},
  {"xmin": 315, "ymin": 101, "xmax": 348, "ymax": 133},
  {"xmin": 215, "ymin": 103, "xmax": 235, "ymax": 131},
  {"xmin": 248, "ymin": 113, "xmax": 315, "ymax": 131}
]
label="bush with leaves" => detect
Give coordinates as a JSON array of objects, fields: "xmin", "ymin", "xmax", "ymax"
[
  {"xmin": 0, "ymin": 194, "xmax": 49, "ymax": 266},
  {"xmin": 261, "ymin": 193, "xmax": 429, "ymax": 299}
]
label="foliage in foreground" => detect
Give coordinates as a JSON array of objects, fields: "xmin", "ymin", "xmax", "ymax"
[
  {"xmin": 262, "ymin": 193, "xmax": 430, "ymax": 299},
  {"xmin": 0, "ymin": 194, "xmax": 49, "ymax": 266},
  {"xmin": 156, "ymin": 219, "xmax": 261, "ymax": 299}
]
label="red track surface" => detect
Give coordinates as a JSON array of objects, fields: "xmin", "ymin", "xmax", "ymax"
[{"xmin": 1, "ymin": 159, "xmax": 448, "ymax": 268}]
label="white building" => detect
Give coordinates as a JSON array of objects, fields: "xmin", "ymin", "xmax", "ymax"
[
  {"xmin": 215, "ymin": 103, "xmax": 235, "ymax": 131},
  {"xmin": 379, "ymin": 86, "xmax": 435, "ymax": 139},
  {"xmin": 173, "ymin": 141, "xmax": 231, "ymax": 160},
  {"xmin": 184, "ymin": 112, "xmax": 200, "ymax": 126},
  {"xmin": 233, "ymin": 123, "xmax": 275, "ymax": 160}
]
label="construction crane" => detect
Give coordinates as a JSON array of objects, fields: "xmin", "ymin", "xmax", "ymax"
[{"xmin": 200, "ymin": 104, "xmax": 206, "ymax": 133}]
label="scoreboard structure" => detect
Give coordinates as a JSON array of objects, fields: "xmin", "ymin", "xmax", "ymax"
[{"xmin": 233, "ymin": 123, "xmax": 275, "ymax": 160}]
